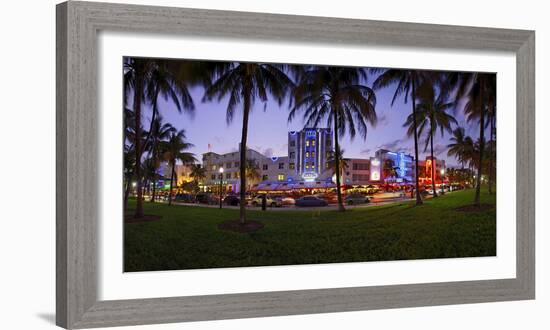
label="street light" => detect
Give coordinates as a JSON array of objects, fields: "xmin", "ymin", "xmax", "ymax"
[{"xmin": 219, "ymin": 167, "xmax": 224, "ymax": 209}]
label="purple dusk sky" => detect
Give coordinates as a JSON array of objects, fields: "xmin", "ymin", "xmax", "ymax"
[{"xmin": 135, "ymin": 62, "xmax": 485, "ymax": 168}]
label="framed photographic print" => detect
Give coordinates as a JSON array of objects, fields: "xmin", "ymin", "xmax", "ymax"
[{"xmin": 56, "ymin": 1, "xmax": 535, "ymax": 328}]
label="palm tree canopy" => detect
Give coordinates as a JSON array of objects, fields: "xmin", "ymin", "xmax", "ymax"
[
  {"xmin": 289, "ymin": 66, "xmax": 377, "ymax": 140},
  {"xmin": 372, "ymin": 69, "xmax": 436, "ymax": 106},
  {"xmin": 124, "ymin": 58, "xmax": 196, "ymax": 115},
  {"xmin": 162, "ymin": 129, "xmax": 197, "ymax": 166},
  {"xmin": 202, "ymin": 62, "xmax": 295, "ymax": 124},
  {"xmin": 403, "ymin": 82, "xmax": 457, "ymax": 151},
  {"xmin": 447, "ymin": 127, "xmax": 475, "ymax": 167},
  {"xmin": 144, "ymin": 114, "xmax": 175, "ymax": 155},
  {"xmin": 189, "ymin": 164, "xmax": 207, "ymax": 182},
  {"xmin": 463, "ymin": 73, "xmax": 496, "ymax": 124},
  {"xmin": 245, "ymin": 160, "xmax": 261, "ymax": 182}
]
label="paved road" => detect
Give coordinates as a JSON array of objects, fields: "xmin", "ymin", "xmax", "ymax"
[{"xmin": 170, "ymin": 196, "xmax": 419, "ymax": 211}]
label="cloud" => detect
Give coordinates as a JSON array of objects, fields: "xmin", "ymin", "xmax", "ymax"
[
  {"xmin": 360, "ymin": 148, "xmax": 372, "ymax": 156},
  {"xmin": 262, "ymin": 148, "xmax": 274, "ymax": 157},
  {"xmin": 251, "ymin": 145, "xmax": 275, "ymax": 157},
  {"xmin": 377, "ymin": 114, "xmax": 390, "ymax": 126},
  {"xmin": 432, "ymin": 144, "xmax": 448, "ymax": 156},
  {"xmin": 377, "ymin": 138, "xmax": 407, "ymax": 151}
]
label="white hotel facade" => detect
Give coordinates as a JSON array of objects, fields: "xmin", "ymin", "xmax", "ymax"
[{"xmin": 202, "ymin": 128, "xmax": 418, "ymax": 193}]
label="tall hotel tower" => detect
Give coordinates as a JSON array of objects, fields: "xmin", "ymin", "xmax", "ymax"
[{"xmin": 287, "ymin": 128, "xmax": 333, "ymax": 181}]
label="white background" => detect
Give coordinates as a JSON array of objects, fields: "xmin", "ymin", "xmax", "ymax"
[{"xmin": 0, "ymin": 0, "xmax": 548, "ymax": 329}]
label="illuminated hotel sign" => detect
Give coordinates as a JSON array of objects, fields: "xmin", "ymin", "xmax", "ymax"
[
  {"xmin": 398, "ymin": 152, "xmax": 406, "ymax": 178},
  {"xmin": 370, "ymin": 158, "xmax": 381, "ymax": 181},
  {"xmin": 302, "ymin": 172, "xmax": 318, "ymax": 182}
]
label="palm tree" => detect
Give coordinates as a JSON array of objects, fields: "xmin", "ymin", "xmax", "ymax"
[
  {"xmin": 447, "ymin": 127, "xmax": 469, "ymax": 169},
  {"xmin": 123, "ymin": 144, "xmax": 136, "ymax": 211},
  {"xmin": 289, "ymin": 66, "xmax": 377, "ymax": 212},
  {"xmin": 327, "ymin": 147, "xmax": 349, "ymax": 182},
  {"xmin": 144, "ymin": 115, "xmax": 175, "ymax": 202},
  {"xmin": 124, "ymin": 57, "xmax": 195, "ymax": 218},
  {"xmin": 463, "ymin": 73, "xmax": 496, "ymax": 205},
  {"xmin": 486, "ymin": 102, "xmax": 497, "ymax": 194},
  {"xmin": 162, "ymin": 130, "xmax": 197, "ymax": 205},
  {"xmin": 404, "ymin": 82, "xmax": 457, "ymax": 197},
  {"xmin": 203, "ymin": 63, "xmax": 294, "ymax": 224},
  {"xmin": 189, "ymin": 164, "xmax": 207, "ymax": 186},
  {"xmin": 373, "ymin": 69, "xmax": 435, "ymax": 205},
  {"xmin": 245, "ymin": 160, "xmax": 261, "ymax": 189}
]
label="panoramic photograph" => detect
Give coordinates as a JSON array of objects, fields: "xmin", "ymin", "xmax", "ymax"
[{"xmin": 123, "ymin": 57, "xmax": 497, "ymax": 272}]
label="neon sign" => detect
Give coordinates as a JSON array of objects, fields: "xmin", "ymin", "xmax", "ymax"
[
  {"xmin": 302, "ymin": 172, "xmax": 318, "ymax": 182},
  {"xmin": 370, "ymin": 158, "xmax": 381, "ymax": 181}
]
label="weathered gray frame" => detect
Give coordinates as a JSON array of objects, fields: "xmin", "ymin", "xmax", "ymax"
[{"xmin": 56, "ymin": 1, "xmax": 535, "ymax": 328}]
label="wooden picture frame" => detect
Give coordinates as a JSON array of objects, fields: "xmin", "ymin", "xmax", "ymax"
[{"xmin": 56, "ymin": 1, "xmax": 535, "ymax": 328}]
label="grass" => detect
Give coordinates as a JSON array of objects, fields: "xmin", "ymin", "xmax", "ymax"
[{"xmin": 124, "ymin": 188, "xmax": 496, "ymax": 272}]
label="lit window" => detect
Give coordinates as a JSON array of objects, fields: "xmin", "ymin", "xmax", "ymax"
[
  {"xmin": 305, "ymin": 164, "xmax": 309, "ymax": 169},
  {"xmin": 289, "ymin": 163, "xmax": 295, "ymax": 170},
  {"xmin": 212, "ymin": 165, "xmax": 217, "ymax": 170},
  {"xmin": 277, "ymin": 174, "xmax": 285, "ymax": 181},
  {"xmin": 305, "ymin": 152, "xmax": 309, "ymax": 158},
  {"xmin": 306, "ymin": 140, "xmax": 310, "ymax": 147},
  {"xmin": 311, "ymin": 164, "xmax": 315, "ymax": 169},
  {"xmin": 311, "ymin": 152, "xmax": 315, "ymax": 158},
  {"xmin": 312, "ymin": 140, "xmax": 316, "ymax": 146}
]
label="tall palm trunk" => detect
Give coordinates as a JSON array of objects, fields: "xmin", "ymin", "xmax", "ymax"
[
  {"xmin": 239, "ymin": 82, "xmax": 252, "ymax": 224},
  {"xmin": 332, "ymin": 108, "xmax": 345, "ymax": 212},
  {"xmin": 123, "ymin": 173, "xmax": 132, "ymax": 211},
  {"xmin": 474, "ymin": 105, "xmax": 485, "ymax": 206},
  {"xmin": 133, "ymin": 79, "xmax": 144, "ymax": 218},
  {"xmin": 150, "ymin": 145, "xmax": 158, "ymax": 203},
  {"xmin": 488, "ymin": 115, "xmax": 495, "ymax": 194},
  {"xmin": 151, "ymin": 170, "xmax": 157, "ymax": 202},
  {"xmin": 168, "ymin": 161, "xmax": 175, "ymax": 206},
  {"xmin": 429, "ymin": 116, "xmax": 438, "ymax": 198},
  {"xmin": 411, "ymin": 80, "xmax": 423, "ymax": 205}
]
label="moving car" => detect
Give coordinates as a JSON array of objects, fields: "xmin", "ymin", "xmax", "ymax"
[
  {"xmin": 295, "ymin": 195, "xmax": 328, "ymax": 207},
  {"xmin": 313, "ymin": 193, "xmax": 338, "ymax": 204},
  {"xmin": 223, "ymin": 195, "xmax": 240, "ymax": 206},
  {"xmin": 251, "ymin": 194, "xmax": 282, "ymax": 207},
  {"xmin": 276, "ymin": 196, "xmax": 295, "ymax": 206},
  {"xmin": 344, "ymin": 194, "xmax": 370, "ymax": 205}
]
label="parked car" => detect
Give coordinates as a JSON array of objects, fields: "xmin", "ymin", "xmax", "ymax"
[
  {"xmin": 223, "ymin": 195, "xmax": 240, "ymax": 206},
  {"xmin": 174, "ymin": 193, "xmax": 195, "ymax": 203},
  {"xmin": 344, "ymin": 194, "xmax": 370, "ymax": 205},
  {"xmin": 251, "ymin": 194, "xmax": 282, "ymax": 207},
  {"xmin": 195, "ymin": 193, "xmax": 216, "ymax": 205},
  {"xmin": 295, "ymin": 195, "xmax": 328, "ymax": 207}
]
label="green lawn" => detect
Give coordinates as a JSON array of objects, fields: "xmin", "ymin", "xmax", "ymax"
[{"xmin": 124, "ymin": 188, "xmax": 496, "ymax": 272}]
